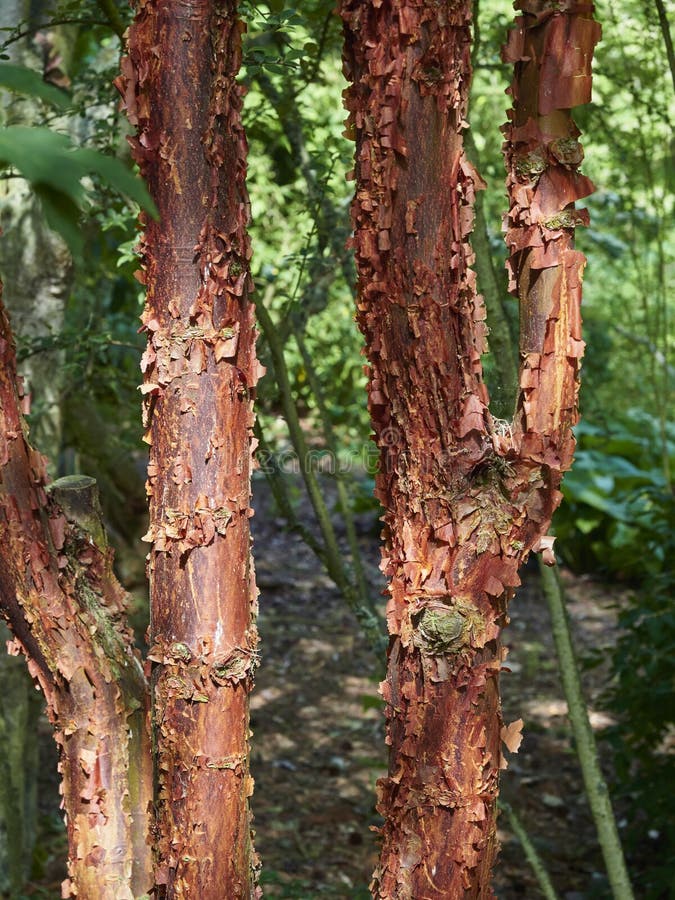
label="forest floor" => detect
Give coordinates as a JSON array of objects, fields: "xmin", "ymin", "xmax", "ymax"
[
  {"xmin": 248, "ymin": 475, "xmax": 625, "ymax": 899},
  {"xmin": 24, "ymin": 473, "xmax": 628, "ymax": 899}
]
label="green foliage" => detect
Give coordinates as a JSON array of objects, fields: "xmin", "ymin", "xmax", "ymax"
[
  {"xmin": 0, "ymin": 62, "xmax": 70, "ymax": 108},
  {"xmin": 241, "ymin": 3, "xmax": 308, "ymax": 75},
  {"xmin": 242, "ymin": 0, "xmax": 368, "ymax": 444},
  {"xmin": 575, "ymin": 0, "xmax": 673, "ymax": 430},
  {"xmin": 0, "ymin": 12, "xmax": 151, "ymax": 542},
  {"xmin": 603, "ymin": 569, "xmax": 675, "ymax": 898},
  {"xmin": 0, "ymin": 0, "xmax": 125, "ymax": 55},
  {"xmin": 60, "ymin": 207, "xmax": 147, "ymax": 540},
  {"xmin": 554, "ymin": 412, "xmax": 675, "ymax": 897},
  {"xmin": 0, "ymin": 125, "xmax": 156, "ymax": 257},
  {"xmin": 554, "ymin": 413, "xmax": 673, "ymax": 578}
]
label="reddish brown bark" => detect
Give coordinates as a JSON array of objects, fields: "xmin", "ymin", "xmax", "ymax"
[
  {"xmin": 503, "ymin": 0, "xmax": 600, "ymax": 458},
  {"xmin": 116, "ymin": 1, "xmax": 262, "ymax": 895},
  {"xmin": 0, "ymin": 291, "xmax": 153, "ymax": 899},
  {"xmin": 340, "ymin": 1, "xmax": 599, "ymax": 896}
]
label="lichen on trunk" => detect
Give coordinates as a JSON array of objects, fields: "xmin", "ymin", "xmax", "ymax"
[{"xmin": 339, "ymin": 1, "xmax": 599, "ymax": 895}]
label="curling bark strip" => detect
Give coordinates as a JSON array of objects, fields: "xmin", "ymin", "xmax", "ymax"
[
  {"xmin": 340, "ymin": 1, "xmax": 598, "ymax": 896},
  {"xmin": 503, "ymin": 0, "xmax": 600, "ymax": 462},
  {"xmin": 116, "ymin": 1, "xmax": 262, "ymax": 895},
  {"xmin": 0, "ymin": 291, "xmax": 153, "ymax": 899}
]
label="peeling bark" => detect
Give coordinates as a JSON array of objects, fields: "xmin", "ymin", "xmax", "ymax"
[
  {"xmin": 339, "ymin": 1, "xmax": 599, "ymax": 896},
  {"xmin": 116, "ymin": 1, "xmax": 262, "ymax": 895},
  {"xmin": 503, "ymin": 0, "xmax": 600, "ymax": 461},
  {"xmin": 0, "ymin": 292, "xmax": 153, "ymax": 899}
]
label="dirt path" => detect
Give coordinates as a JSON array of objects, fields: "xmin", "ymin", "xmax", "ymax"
[
  {"xmin": 250, "ymin": 477, "xmax": 621, "ymax": 899},
  {"xmin": 20, "ymin": 475, "xmax": 623, "ymax": 898}
]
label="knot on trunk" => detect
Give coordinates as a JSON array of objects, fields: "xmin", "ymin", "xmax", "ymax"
[{"xmin": 412, "ymin": 602, "xmax": 466, "ymax": 656}]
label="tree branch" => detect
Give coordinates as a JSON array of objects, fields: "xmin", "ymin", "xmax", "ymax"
[
  {"xmin": 502, "ymin": 1, "xmax": 600, "ymax": 479},
  {"xmin": 654, "ymin": 0, "xmax": 675, "ymax": 95},
  {"xmin": 94, "ymin": 0, "xmax": 127, "ymax": 40}
]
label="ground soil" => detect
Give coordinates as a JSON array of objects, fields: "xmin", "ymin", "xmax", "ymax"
[
  {"xmin": 249, "ymin": 476, "xmax": 623, "ymax": 899},
  {"xmin": 20, "ymin": 474, "xmax": 627, "ymax": 899}
]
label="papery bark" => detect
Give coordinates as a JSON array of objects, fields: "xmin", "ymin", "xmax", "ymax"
[
  {"xmin": 339, "ymin": 1, "xmax": 598, "ymax": 896},
  {"xmin": 0, "ymin": 292, "xmax": 153, "ymax": 899},
  {"xmin": 503, "ymin": 0, "xmax": 600, "ymax": 461},
  {"xmin": 116, "ymin": 0, "xmax": 262, "ymax": 896}
]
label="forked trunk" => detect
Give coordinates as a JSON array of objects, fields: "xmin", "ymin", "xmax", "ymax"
[
  {"xmin": 339, "ymin": 1, "xmax": 599, "ymax": 896},
  {"xmin": 116, "ymin": 1, "xmax": 262, "ymax": 895}
]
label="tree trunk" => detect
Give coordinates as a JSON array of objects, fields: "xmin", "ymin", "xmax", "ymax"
[
  {"xmin": 0, "ymin": 293, "xmax": 154, "ymax": 898},
  {"xmin": 117, "ymin": 1, "xmax": 262, "ymax": 895},
  {"xmin": 339, "ymin": 1, "xmax": 599, "ymax": 896}
]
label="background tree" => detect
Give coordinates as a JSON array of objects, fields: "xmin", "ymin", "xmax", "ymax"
[{"xmin": 0, "ymin": 2, "xmax": 111, "ymax": 889}]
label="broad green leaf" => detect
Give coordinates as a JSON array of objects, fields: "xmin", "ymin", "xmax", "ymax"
[
  {"xmin": 34, "ymin": 183, "xmax": 83, "ymax": 258},
  {"xmin": 0, "ymin": 127, "xmax": 86, "ymax": 203},
  {"xmin": 0, "ymin": 126, "xmax": 158, "ymax": 253},
  {"xmin": 73, "ymin": 148, "xmax": 158, "ymax": 219},
  {"xmin": 0, "ymin": 62, "xmax": 71, "ymax": 109},
  {"xmin": 561, "ymin": 482, "xmax": 629, "ymax": 521},
  {"xmin": 0, "ymin": 127, "xmax": 157, "ymax": 216}
]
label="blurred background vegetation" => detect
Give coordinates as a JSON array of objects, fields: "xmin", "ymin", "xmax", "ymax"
[{"xmin": 0, "ymin": 0, "xmax": 672, "ymax": 896}]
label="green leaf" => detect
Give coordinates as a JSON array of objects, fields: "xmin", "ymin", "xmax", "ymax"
[
  {"xmin": 0, "ymin": 127, "xmax": 157, "ymax": 217},
  {"xmin": 73, "ymin": 148, "xmax": 158, "ymax": 219},
  {"xmin": 0, "ymin": 127, "xmax": 86, "ymax": 203},
  {"xmin": 0, "ymin": 126, "xmax": 158, "ymax": 252},
  {"xmin": 34, "ymin": 183, "xmax": 84, "ymax": 258},
  {"xmin": 0, "ymin": 62, "xmax": 71, "ymax": 109}
]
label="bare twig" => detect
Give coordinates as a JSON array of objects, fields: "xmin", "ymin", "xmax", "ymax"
[
  {"xmin": 539, "ymin": 560, "xmax": 634, "ymax": 900},
  {"xmin": 499, "ymin": 801, "xmax": 559, "ymax": 900},
  {"xmin": 653, "ymin": 0, "xmax": 675, "ymax": 94}
]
